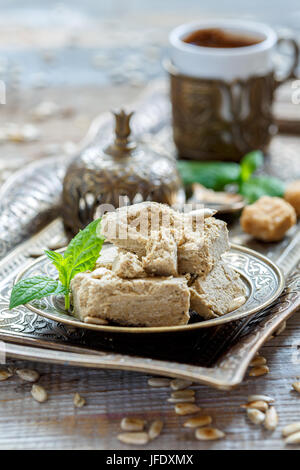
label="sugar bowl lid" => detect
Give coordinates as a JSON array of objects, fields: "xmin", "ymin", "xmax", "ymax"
[{"xmin": 62, "ymin": 110, "xmax": 183, "ymax": 236}]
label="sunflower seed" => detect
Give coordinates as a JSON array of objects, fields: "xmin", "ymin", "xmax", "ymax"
[
  {"xmin": 247, "ymin": 408, "xmax": 265, "ymax": 425},
  {"xmin": 0, "ymin": 370, "xmax": 13, "ymax": 381},
  {"xmin": 16, "ymin": 368, "xmax": 40, "ymax": 383},
  {"xmin": 117, "ymin": 432, "xmax": 149, "ymax": 445},
  {"xmin": 250, "ymin": 356, "xmax": 267, "ymax": 367},
  {"xmin": 282, "ymin": 422, "xmax": 300, "ymax": 437},
  {"xmin": 285, "ymin": 431, "xmax": 300, "ymax": 445},
  {"xmin": 264, "ymin": 406, "xmax": 278, "ymax": 431},
  {"xmin": 148, "ymin": 377, "xmax": 170, "ymax": 387},
  {"xmin": 168, "ymin": 396, "xmax": 195, "ymax": 403},
  {"xmin": 274, "ymin": 321, "xmax": 286, "ymax": 336},
  {"xmin": 241, "ymin": 400, "xmax": 269, "ymax": 412},
  {"xmin": 170, "ymin": 379, "xmax": 193, "ymax": 391},
  {"xmin": 171, "ymin": 389, "xmax": 195, "ymax": 399},
  {"xmin": 184, "ymin": 415, "xmax": 212, "ymax": 428},
  {"xmin": 249, "ymin": 365, "xmax": 269, "ymax": 377},
  {"xmin": 174, "ymin": 403, "xmax": 201, "ymax": 415},
  {"xmin": 148, "ymin": 420, "xmax": 163, "ymax": 440},
  {"xmin": 120, "ymin": 418, "xmax": 146, "ymax": 432},
  {"xmin": 247, "ymin": 394, "xmax": 274, "ymax": 404},
  {"xmin": 83, "ymin": 316, "xmax": 108, "ymax": 325},
  {"xmin": 31, "ymin": 384, "xmax": 48, "ymax": 403},
  {"xmin": 195, "ymin": 427, "xmax": 225, "ymax": 441},
  {"xmin": 28, "ymin": 248, "xmax": 45, "ymax": 258},
  {"xmin": 73, "ymin": 393, "xmax": 86, "ymax": 408},
  {"xmin": 292, "ymin": 381, "xmax": 300, "ymax": 393}
]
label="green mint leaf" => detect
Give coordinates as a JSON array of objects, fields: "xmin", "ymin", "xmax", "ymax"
[
  {"xmin": 9, "ymin": 276, "xmax": 68, "ymax": 309},
  {"xmin": 177, "ymin": 161, "xmax": 241, "ymax": 191},
  {"xmin": 44, "ymin": 250, "xmax": 68, "ymax": 287},
  {"xmin": 63, "ymin": 218, "xmax": 104, "ymax": 285},
  {"xmin": 240, "ymin": 176, "xmax": 285, "ymax": 203},
  {"xmin": 240, "ymin": 151, "xmax": 264, "ymax": 183}
]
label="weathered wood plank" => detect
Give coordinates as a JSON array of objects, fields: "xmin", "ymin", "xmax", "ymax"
[{"xmin": 0, "ymin": 312, "xmax": 299, "ymax": 450}]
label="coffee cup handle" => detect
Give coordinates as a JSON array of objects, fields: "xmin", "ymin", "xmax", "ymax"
[{"xmin": 274, "ymin": 37, "xmax": 299, "ymax": 88}]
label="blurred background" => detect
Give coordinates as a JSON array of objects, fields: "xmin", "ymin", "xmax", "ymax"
[{"xmin": 0, "ymin": 0, "xmax": 299, "ymax": 180}]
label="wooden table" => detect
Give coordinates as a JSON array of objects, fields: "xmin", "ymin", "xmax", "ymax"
[
  {"xmin": 0, "ymin": 3, "xmax": 299, "ymax": 450},
  {"xmin": 0, "ymin": 319, "xmax": 299, "ymax": 450}
]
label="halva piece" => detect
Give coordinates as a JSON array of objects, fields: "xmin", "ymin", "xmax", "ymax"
[
  {"xmin": 142, "ymin": 228, "xmax": 177, "ymax": 276},
  {"xmin": 112, "ymin": 249, "xmax": 146, "ymax": 278},
  {"xmin": 241, "ymin": 196, "xmax": 296, "ymax": 242},
  {"xmin": 71, "ymin": 267, "xmax": 190, "ymax": 327},
  {"xmin": 189, "ymin": 261, "xmax": 246, "ymax": 319},
  {"xmin": 178, "ymin": 216, "xmax": 229, "ymax": 275},
  {"xmin": 101, "ymin": 202, "xmax": 229, "ymax": 275},
  {"xmin": 284, "ymin": 180, "xmax": 300, "ymax": 216}
]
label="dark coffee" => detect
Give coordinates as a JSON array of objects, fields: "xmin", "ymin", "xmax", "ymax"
[{"xmin": 183, "ymin": 28, "xmax": 263, "ymax": 48}]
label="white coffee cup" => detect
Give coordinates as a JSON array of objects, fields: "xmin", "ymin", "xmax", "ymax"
[{"xmin": 169, "ymin": 19, "xmax": 278, "ymax": 81}]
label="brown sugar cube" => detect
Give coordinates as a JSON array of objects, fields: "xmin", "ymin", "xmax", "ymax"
[
  {"xmin": 284, "ymin": 180, "xmax": 300, "ymax": 216},
  {"xmin": 241, "ymin": 196, "xmax": 296, "ymax": 242}
]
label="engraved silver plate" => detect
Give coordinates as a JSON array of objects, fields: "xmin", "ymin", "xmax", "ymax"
[{"xmin": 14, "ymin": 244, "xmax": 284, "ymax": 333}]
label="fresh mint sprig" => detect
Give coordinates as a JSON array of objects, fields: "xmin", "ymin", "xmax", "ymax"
[
  {"xmin": 177, "ymin": 150, "xmax": 285, "ymax": 203},
  {"xmin": 9, "ymin": 218, "xmax": 104, "ymax": 311}
]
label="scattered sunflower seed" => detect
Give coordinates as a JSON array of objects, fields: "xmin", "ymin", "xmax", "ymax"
[
  {"xmin": 274, "ymin": 321, "xmax": 286, "ymax": 336},
  {"xmin": 120, "ymin": 418, "xmax": 146, "ymax": 432},
  {"xmin": 241, "ymin": 400, "xmax": 269, "ymax": 412},
  {"xmin": 285, "ymin": 431, "xmax": 300, "ymax": 445},
  {"xmin": 195, "ymin": 427, "xmax": 225, "ymax": 441},
  {"xmin": 16, "ymin": 368, "xmax": 40, "ymax": 383},
  {"xmin": 148, "ymin": 420, "xmax": 163, "ymax": 440},
  {"xmin": 0, "ymin": 369, "xmax": 13, "ymax": 381},
  {"xmin": 171, "ymin": 389, "xmax": 195, "ymax": 399},
  {"xmin": 249, "ymin": 365, "xmax": 269, "ymax": 377},
  {"xmin": 168, "ymin": 396, "xmax": 195, "ymax": 404},
  {"xmin": 31, "ymin": 384, "xmax": 48, "ymax": 403},
  {"xmin": 117, "ymin": 432, "xmax": 149, "ymax": 445},
  {"xmin": 250, "ymin": 356, "xmax": 267, "ymax": 367},
  {"xmin": 292, "ymin": 381, "xmax": 300, "ymax": 394},
  {"xmin": 31, "ymin": 101, "xmax": 59, "ymax": 121},
  {"xmin": 27, "ymin": 247, "xmax": 45, "ymax": 258},
  {"xmin": 148, "ymin": 377, "xmax": 170, "ymax": 387},
  {"xmin": 170, "ymin": 379, "xmax": 193, "ymax": 391},
  {"xmin": 83, "ymin": 316, "xmax": 108, "ymax": 325},
  {"xmin": 264, "ymin": 406, "xmax": 278, "ymax": 431},
  {"xmin": 47, "ymin": 239, "xmax": 67, "ymax": 250},
  {"xmin": 183, "ymin": 415, "xmax": 212, "ymax": 428},
  {"xmin": 247, "ymin": 394, "xmax": 274, "ymax": 404},
  {"xmin": 174, "ymin": 403, "xmax": 201, "ymax": 416},
  {"xmin": 247, "ymin": 408, "xmax": 265, "ymax": 425},
  {"xmin": 282, "ymin": 422, "xmax": 300, "ymax": 437},
  {"xmin": 73, "ymin": 393, "xmax": 86, "ymax": 408}
]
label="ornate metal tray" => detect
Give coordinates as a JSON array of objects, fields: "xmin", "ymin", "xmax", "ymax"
[
  {"xmin": 15, "ymin": 244, "xmax": 284, "ymax": 333},
  {"xmin": 0, "ymin": 81, "xmax": 300, "ymax": 389}
]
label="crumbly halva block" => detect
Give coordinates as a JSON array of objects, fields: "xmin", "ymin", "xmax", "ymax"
[
  {"xmin": 142, "ymin": 228, "xmax": 177, "ymax": 276},
  {"xmin": 178, "ymin": 217, "xmax": 229, "ymax": 275},
  {"xmin": 71, "ymin": 267, "xmax": 190, "ymax": 327},
  {"xmin": 241, "ymin": 196, "xmax": 296, "ymax": 242},
  {"xmin": 101, "ymin": 202, "xmax": 181, "ymax": 257},
  {"xmin": 284, "ymin": 180, "xmax": 300, "ymax": 216},
  {"xmin": 112, "ymin": 249, "xmax": 146, "ymax": 278},
  {"xmin": 101, "ymin": 202, "xmax": 229, "ymax": 275},
  {"xmin": 189, "ymin": 261, "xmax": 246, "ymax": 320}
]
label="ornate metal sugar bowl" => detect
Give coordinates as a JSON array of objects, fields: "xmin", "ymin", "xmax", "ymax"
[{"xmin": 62, "ymin": 110, "xmax": 183, "ymax": 236}]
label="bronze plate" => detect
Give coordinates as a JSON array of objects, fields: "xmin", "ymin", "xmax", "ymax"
[{"xmin": 14, "ymin": 243, "xmax": 284, "ymax": 334}]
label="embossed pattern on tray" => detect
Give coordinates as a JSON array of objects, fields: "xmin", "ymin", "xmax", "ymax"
[{"xmin": 13, "ymin": 243, "xmax": 284, "ymax": 333}]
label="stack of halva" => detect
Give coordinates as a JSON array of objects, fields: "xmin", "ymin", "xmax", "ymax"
[{"xmin": 71, "ymin": 202, "xmax": 246, "ymax": 327}]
